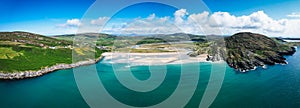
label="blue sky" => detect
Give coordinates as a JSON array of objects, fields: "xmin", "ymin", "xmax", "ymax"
[
  {"xmin": 1, "ymin": 0, "xmax": 300, "ymax": 37},
  {"xmin": 204, "ymin": 0, "xmax": 300, "ymax": 19},
  {"xmin": 0, "ymin": 0, "xmax": 94, "ymax": 24}
]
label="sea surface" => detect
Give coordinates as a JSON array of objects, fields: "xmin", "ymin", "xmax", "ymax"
[{"xmin": 0, "ymin": 47, "xmax": 300, "ymax": 108}]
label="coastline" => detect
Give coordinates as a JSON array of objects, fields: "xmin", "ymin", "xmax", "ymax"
[
  {"xmin": 2, "ymin": 46, "xmax": 297, "ymax": 80},
  {"xmin": 0, "ymin": 56, "xmax": 104, "ymax": 80},
  {"xmin": 0, "ymin": 52, "xmax": 209, "ymax": 80},
  {"xmin": 239, "ymin": 46, "xmax": 298, "ymax": 72}
]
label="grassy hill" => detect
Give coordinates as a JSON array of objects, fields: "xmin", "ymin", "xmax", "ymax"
[
  {"xmin": 225, "ymin": 32, "xmax": 296, "ymax": 71},
  {"xmin": 190, "ymin": 32, "xmax": 297, "ymax": 71},
  {"xmin": 53, "ymin": 33, "xmax": 117, "ymax": 46},
  {"xmin": 0, "ymin": 31, "xmax": 71, "ymax": 47},
  {"xmin": 0, "ymin": 32, "xmax": 105, "ymax": 73}
]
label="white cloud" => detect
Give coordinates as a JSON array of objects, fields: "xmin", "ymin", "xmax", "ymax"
[
  {"xmin": 50, "ymin": 9, "xmax": 300, "ymax": 37},
  {"xmin": 106, "ymin": 14, "xmax": 177, "ymax": 35},
  {"xmin": 90, "ymin": 17, "xmax": 110, "ymax": 26},
  {"xmin": 146, "ymin": 14, "xmax": 156, "ymax": 21},
  {"xmin": 174, "ymin": 9, "xmax": 188, "ymax": 24},
  {"xmin": 208, "ymin": 12, "xmax": 236, "ymax": 27},
  {"xmin": 281, "ymin": 19, "xmax": 300, "ymax": 37},
  {"xmin": 206, "ymin": 11, "xmax": 285, "ymax": 31},
  {"xmin": 188, "ymin": 11, "xmax": 209, "ymax": 24},
  {"xmin": 100, "ymin": 10, "xmax": 300, "ymax": 37},
  {"xmin": 58, "ymin": 19, "xmax": 82, "ymax": 27},
  {"xmin": 287, "ymin": 12, "xmax": 300, "ymax": 18},
  {"xmin": 184, "ymin": 10, "xmax": 290, "ymax": 36}
]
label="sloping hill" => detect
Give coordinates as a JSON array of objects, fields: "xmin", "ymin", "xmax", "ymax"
[
  {"xmin": 0, "ymin": 32, "xmax": 104, "ymax": 73},
  {"xmin": 0, "ymin": 31, "xmax": 72, "ymax": 46},
  {"xmin": 225, "ymin": 32, "xmax": 296, "ymax": 71},
  {"xmin": 53, "ymin": 33, "xmax": 116, "ymax": 46}
]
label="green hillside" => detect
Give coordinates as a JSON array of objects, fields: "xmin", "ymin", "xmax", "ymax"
[
  {"xmin": 0, "ymin": 32, "xmax": 104, "ymax": 73},
  {"xmin": 225, "ymin": 32, "xmax": 296, "ymax": 71}
]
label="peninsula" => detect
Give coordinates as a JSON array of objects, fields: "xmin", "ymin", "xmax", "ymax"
[{"xmin": 225, "ymin": 32, "xmax": 296, "ymax": 72}]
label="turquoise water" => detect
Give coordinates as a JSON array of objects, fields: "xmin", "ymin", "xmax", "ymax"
[{"xmin": 0, "ymin": 47, "xmax": 300, "ymax": 108}]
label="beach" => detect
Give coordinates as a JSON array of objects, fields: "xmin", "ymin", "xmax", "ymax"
[
  {"xmin": 0, "ymin": 52, "xmax": 208, "ymax": 80},
  {"xmin": 101, "ymin": 52, "xmax": 208, "ymax": 66}
]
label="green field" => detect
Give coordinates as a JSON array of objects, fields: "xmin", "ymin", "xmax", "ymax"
[
  {"xmin": 0, "ymin": 47, "xmax": 23, "ymax": 59},
  {"xmin": 0, "ymin": 45, "xmax": 71, "ymax": 72},
  {"xmin": 0, "ymin": 44, "xmax": 105, "ymax": 73},
  {"xmin": 0, "ymin": 32, "xmax": 106, "ymax": 73}
]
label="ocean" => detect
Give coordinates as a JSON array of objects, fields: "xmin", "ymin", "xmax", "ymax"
[{"xmin": 0, "ymin": 47, "xmax": 299, "ymax": 108}]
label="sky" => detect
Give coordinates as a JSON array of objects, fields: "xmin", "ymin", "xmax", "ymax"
[{"xmin": 1, "ymin": 0, "xmax": 300, "ymax": 37}]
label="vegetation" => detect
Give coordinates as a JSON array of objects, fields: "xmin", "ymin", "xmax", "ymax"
[
  {"xmin": 190, "ymin": 32, "xmax": 298, "ymax": 71},
  {"xmin": 0, "ymin": 47, "xmax": 23, "ymax": 59},
  {"xmin": 136, "ymin": 37, "xmax": 167, "ymax": 45},
  {"xmin": 189, "ymin": 42, "xmax": 211, "ymax": 57},
  {"xmin": 53, "ymin": 33, "xmax": 116, "ymax": 46},
  {"xmin": 1, "ymin": 31, "xmax": 298, "ymax": 73},
  {"xmin": 225, "ymin": 32, "xmax": 296, "ymax": 71},
  {"xmin": 0, "ymin": 32, "xmax": 105, "ymax": 73},
  {"xmin": 0, "ymin": 44, "xmax": 72, "ymax": 72},
  {"xmin": 0, "ymin": 31, "xmax": 72, "ymax": 46}
]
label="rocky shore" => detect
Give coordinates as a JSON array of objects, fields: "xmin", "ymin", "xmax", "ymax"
[
  {"xmin": 0, "ymin": 56, "xmax": 103, "ymax": 80},
  {"xmin": 225, "ymin": 32, "xmax": 297, "ymax": 72}
]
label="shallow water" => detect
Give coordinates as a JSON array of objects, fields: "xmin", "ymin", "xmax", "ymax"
[{"xmin": 0, "ymin": 47, "xmax": 300, "ymax": 108}]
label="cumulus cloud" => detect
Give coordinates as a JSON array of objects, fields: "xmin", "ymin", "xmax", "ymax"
[
  {"xmin": 146, "ymin": 13, "xmax": 156, "ymax": 21},
  {"xmin": 174, "ymin": 9, "xmax": 188, "ymax": 24},
  {"xmin": 176, "ymin": 10, "xmax": 279, "ymax": 35},
  {"xmin": 54, "ymin": 9, "xmax": 300, "ymax": 37},
  {"xmin": 107, "ymin": 14, "xmax": 177, "ymax": 35},
  {"xmin": 207, "ymin": 11, "xmax": 286, "ymax": 32},
  {"xmin": 287, "ymin": 12, "xmax": 300, "ymax": 18},
  {"xmin": 58, "ymin": 19, "xmax": 82, "ymax": 27},
  {"xmin": 90, "ymin": 17, "xmax": 110, "ymax": 26},
  {"xmin": 188, "ymin": 11, "xmax": 209, "ymax": 24},
  {"xmin": 185, "ymin": 10, "xmax": 292, "ymax": 36},
  {"xmin": 101, "ymin": 10, "xmax": 299, "ymax": 36}
]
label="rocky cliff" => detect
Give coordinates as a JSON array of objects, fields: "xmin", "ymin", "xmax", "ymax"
[{"xmin": 225, "ymin": 32, "xmax": 296, "ymax": 72}]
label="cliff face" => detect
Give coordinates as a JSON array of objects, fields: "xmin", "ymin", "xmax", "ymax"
[{"xmin": 225, "ymin": 32, "xmax": 296, "ymax": 71}]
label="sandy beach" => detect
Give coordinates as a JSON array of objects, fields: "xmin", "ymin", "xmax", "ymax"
[
  {"xmin": 0, "ymin": 52, "xmax": 208, "ymax": 80},
  {"xmin": 101, "ymin": 52, "xmax": 208, "ymax": 66}
]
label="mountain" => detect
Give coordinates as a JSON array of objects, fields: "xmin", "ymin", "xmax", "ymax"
[{"xmin": 225, "ymin": 32, "xmax": 296, "ymax": 71}]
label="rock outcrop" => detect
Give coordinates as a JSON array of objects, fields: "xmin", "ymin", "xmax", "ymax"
[{"xmin": 225, "ymin": 32, "xmax": 296, "ymax": 72}]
